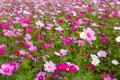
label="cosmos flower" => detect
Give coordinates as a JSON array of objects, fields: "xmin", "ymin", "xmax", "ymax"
[
  {"xmin": 29, "ymin": 46, "xmax": 37, "ymax": 52},
  {"xmin": 111, "ymin": 60, "xmax": 119, "ymax": 65},
  {"xmin": 77, "ymin": 40, "xmax": 85, "ymax": 46},
  {"xmin": 0, "ymin": 62, "xmax": 18, "ymax": 76},
  {"xmin": 24, "ymin": 34, "xmax": 32, "ymax": 41},
  {"xmin": 115, "ymin": 36, "xmax": 120, "ymax": 42},
  {"xmin": 35, "ymin": 20, "xmax": 45, "ymax": 28},
  {"xmin": 84, "ymin": 28, "xmax": 96, "ymax": 41},
  {"xmin": 56, "ymin": 62, "xmax": 79, "ymax": 73},
  {"xmin": 1, "ymin": 24, "xmax": 9, "ymax": 30},
  {"xmin": 91, "ymin": 58, "xmax": 100, "ymax": 66},
  {"xmin": 44, "ymin": 61, "xmax": 56, "ymax": 72},
  {"xmin": 90, "ymin": 54, "xmax": 100, "ymax": 66},
  {"xmin": 34, "ymin": 72, "xmax": 46, "ymax": 80},
  {"xmin": 97, "ymin": 50, "xmax": 107, "ymax": 58},
  {"xmin": 54, "ymin": 49, "xmax": 68, "ymax": 57},
  {"xmin": 79, "ymin": 32, "xmax": 87, "ymax": 40},
  {"xmin": 62, "ymin": 36, "xmax": 75, "ymax": 45}
]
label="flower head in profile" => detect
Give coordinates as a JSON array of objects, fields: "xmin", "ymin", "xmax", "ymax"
[
  {"xmin": 34, "ymin": 72, "xmax": 46, "ymax": 80},
  {"xmin": 97, "ymin": 50, "xmax": 107, "ymax": 58},
  {"xmin": 54, "ymin": 49, "xmax": 68, "ymax": 57},
  {"xmin": 44, "ymin": 61, "xmax": 56, "ymax": 72}
]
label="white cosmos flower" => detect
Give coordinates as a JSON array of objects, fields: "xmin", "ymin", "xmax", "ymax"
[
  {"xmin": 91, "ymin": 58, "xmax": 100, "ymax": 66},
  {"xmin": 115, "ymin": 36, "xmax": 120, "ymax": 42},
  {"xmin": 35, "ymin": 20, "xmax": 44, "ymax": 28},
  {"xmin": 79, "ymin": 32, "xmax": 86, "ymax": 39},
  {"xmin": 114, "ymin": 27, "xmax": 120, "ymax": 30},
  {"xmin": 111, "ymin": 60, "xmax": 119, "ymax": 65},
  {"xmin": 23, "ymin": 10, "xmax": 30, "ymax": 15},
  {"xmin": 55, "ymin": 26, "xmax": 63, "ymax": 32},
  {"xmin": 91, "ymin": 54, "xmax": 99, "ymax": 59}
]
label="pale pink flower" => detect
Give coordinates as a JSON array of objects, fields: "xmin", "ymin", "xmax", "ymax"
[
  {"xmin": 84, "ymin": 28, "xmax": 96, "ymax": 41},
  {"xmin": 77, "ymin": 40, "xmax": 85, "ymax": 46},
  {"xmin": 44, "ymin": 61, "xmax": 56, "ymax": 72},
  {"xmin": 29, "ymin": 46, "xmax": 37, "ymax": 52},
  {"xmin": 97, "ymin": 50, "xmax": 107, "ymax": 58},
  {"xmin": 54, "ymin": 49, "xmax": 68, "ymax": 56},
  {"xmin": 24, "ymin": 34, "xmax": 32, "ymax": 41},
  {"xmin": 4, "ymin": 30, "xmax": 16, "ymax": 37}
]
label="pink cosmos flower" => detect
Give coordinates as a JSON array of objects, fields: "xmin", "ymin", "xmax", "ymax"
[
  {"xmin": 44, "ymin": 61, "xmax": 56, "ymax": 72},
  {"xmin": 101, "ymin": 38, "xmax": 108, "ymax": 44},
  {"xmin": 117, "ymin": 10, "xmax": 120, "ymax": 17},
  {"xmin": 29, "ymin": 46, "xmax": 37, "ymax": 52},
  {"xmin": 45, "ymin": 43, "xmax": 52, "ymax": 49},
  {"xmin": 24, "ymin": 41, "xmax": 33, "ymax": 48},
  {"xmin": 97, "ymin": 50, "xmax": 107, "ymax": 58},
  {"xmin": 24, "ymin": 34, "xmax": 32, "ymax": 41},
  {"xmin": 0, "ymin": 63, "xmax": 14, "ymax": 76},
  {"xmin": 77, "ymin": 40, "xmax": 85, "ymax": 46},
  {"xmin": 84, "ymin": 28, "xmax": 96, "ymax": 41},
  {"xmin": 4, "ymin": 30, "xmax": 16, "ymax": 37},
  {"xmin": 54, "ymin": 49, "xmax": 68, "ymax": 57},
  {"xmin": 34, "ymin": 72, "xmax": 46, "ymax": 80},
  {"xmin": 104, "ymin": 76, "xmax": 112, "ymax": 80}
]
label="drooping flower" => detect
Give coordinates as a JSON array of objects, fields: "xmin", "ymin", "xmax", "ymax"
[
  {"xmin": 97, "ymin": 50, "xmax": 107, "ymax": 58},
  {"xmin": 34, "ymin": 72, "xmax": 46, "ymax": 80},
  {"xmin": 44, "ymin": 61, "xmax": 56, "ymax": 72},
  {"xmin": 54, "ymin": 49, "xmax": 68, "ymax": 57}
]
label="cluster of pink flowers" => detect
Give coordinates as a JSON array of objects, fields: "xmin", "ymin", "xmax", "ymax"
[{"xmin": 0, "ymin": 62, "xmax": 18, "ymax": 76}]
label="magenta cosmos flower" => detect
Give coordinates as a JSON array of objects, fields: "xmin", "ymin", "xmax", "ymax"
[
  {"xmin": 0, "ymin": 44, "xmax": 7, "ymax": 55},
  {"xmin": 44, "ymin": 61, "xmax": 56, "ymax": 72},
  {"xmin": 1, "ymin": 24, "xmax": 9, "ymax": 30},
  {"xmin": 0, "ymin": 63, "xmax": 14, "ymax": 76},
  {"xmin": 84, "ymin": 28, "xmax": 96, "ymax": 41},
  {"xmin": 54, "ymin": 49, "xmax": 68, "ymax": 57},
  {"xmin": 56, "ymin": 62, "xmax": 79, "ymax": 73},
  {"xmin": 34, "ymin": 72, "xmax": 46, "ymax": 80}
]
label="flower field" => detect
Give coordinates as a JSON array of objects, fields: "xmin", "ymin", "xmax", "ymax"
[{"xmin": 0, "ymin": 0, "xmax": 120, "ymax": 80}]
